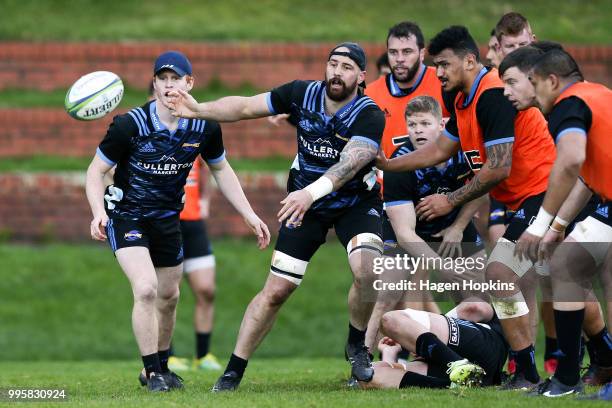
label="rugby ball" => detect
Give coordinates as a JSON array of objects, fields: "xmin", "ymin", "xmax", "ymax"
[{"xmin": 64, "ymin": 71, "xmax": 124, "ymax": 120}]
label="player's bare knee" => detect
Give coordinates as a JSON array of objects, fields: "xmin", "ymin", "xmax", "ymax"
[
  {"xmin": 381, "ymin": 310, "xmax": 404, "ymax": 337},
  {"xmin": 195, "ymin": 284, "xmax": 215, "ymax": 304},
  {"xmin": 262, "ymin": 281, "xmax": 295, "ymax": 307},
  {"xmin": 133, "ymin": 283, "xmax": 158, "ymax": 304},
  {"xmin": 158, "ymin": 288, "xmax": 180, "ymax": 309}
]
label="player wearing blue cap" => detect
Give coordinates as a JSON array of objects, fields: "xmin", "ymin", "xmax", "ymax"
[{"xmin": 85, "ymin": 50, "xmax": 270, "ymax": 392}]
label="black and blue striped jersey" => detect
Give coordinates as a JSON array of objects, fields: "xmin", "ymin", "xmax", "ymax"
[
  {"xmin": 267, "ymin": 80, "xmax": 385, "ymax": 211},
  {"xmin": 96, "ymin": 100, "xmax": 225, "ymax": 220},
  {"xmin": 383, "ymin": 141, "xmax": 472, "ymax": 238}
]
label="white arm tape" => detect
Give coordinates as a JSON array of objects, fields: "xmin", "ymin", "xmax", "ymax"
[
  {"xmin": 553, "ymin": 216, "xmax": 569, "ymax": 227},
  {"xmin": 525, "ymin": 207, "xmax": 554, "ymax": 237},
  {"xmin": 304, "ymin": 176, "xmax": 334, "ymax": 201}
]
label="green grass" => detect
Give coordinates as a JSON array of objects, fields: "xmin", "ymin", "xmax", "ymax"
[
  {"xmin": 0, "ymin": 241, "xmax": 605, "ymax": 406},
  {"xmin": 0, "ymin": 359, "xmax": 604, "ymax": 407},
  {"xmin": 0, "ymin": 241, "xmax": 352, "ymax": 360},
  {"xmin": 0, "ymin": 0, "xmax": 610, "ymax": 44},
  {"xmin": 0, "ymin": 82, "xmax": 259, "ymax": 109},
  {"xmin": 0, "ymin": 156, "xmax": 292, "ymax": 173}
]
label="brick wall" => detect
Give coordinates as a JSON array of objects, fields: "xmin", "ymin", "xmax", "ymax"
[
  {"xmin": 1, "ymin": 42, "xmax": 610, "ymax": 91},
  {"xmin": 0, "ymin": 108, "xmax": 296, "ymax": 159},
  {"xmin": 0, "ymin": 42, "xmax": 610, "ymax": 159},
  {"xmin": 0, "ymin": 172, "xmax": 287, "ymax": 242}
]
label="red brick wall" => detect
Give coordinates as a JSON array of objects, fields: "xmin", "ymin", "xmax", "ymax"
[
  {"xmin": 0, "ymin": 172, "xmax": 287, "ymax": 242},
  {"xmin": 1, "ymin": 42, "xmax": 610, "ymax": 91},
  {"xmin": 0, "ymin": 42, "xmax": 610, "ymax": 159},
  {"xmin": 0, "ymin": 108, "xmax": 296, "ymax": 158}
]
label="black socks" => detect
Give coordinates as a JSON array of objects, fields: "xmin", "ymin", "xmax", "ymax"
[
  {"xmin": 554, "ymin": 308, "xmax": 585, "ymax": 386},
  {"xmin": 142, "ymin": 353, "xmax": 162, "ymax": 377},
  {"xmin": 196, "ymin": 332, "xmax": 212, "ymax": 359},
  {"xmin": 225, "ymin": 353, "xmax": 248, "ymax": 378}
]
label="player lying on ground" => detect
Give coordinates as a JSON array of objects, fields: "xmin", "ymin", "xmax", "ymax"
[
  {"xmin": 165, "ymin": 42, "xmax": 387, "ymax": 391},
  {"xmin": 358, "ymin": 300, "xmax": 508, "ymax": 389},
  {"xmin": 86, "ymin": 51, "xmax": 270, "ymax": 392}
]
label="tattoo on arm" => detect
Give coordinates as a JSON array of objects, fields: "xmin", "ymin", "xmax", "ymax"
[
  {"xmin": 448, "ymin": 142, "xmax": 513, "ymax": 207},
  {"xmin": 324, "ymin": 139, "xmax": 377, "ymax": 190}
]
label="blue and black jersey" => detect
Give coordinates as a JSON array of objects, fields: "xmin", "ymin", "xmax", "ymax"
[
  {"xmin": 383, "ymin": 141, "xmax": 472, "ymax": 238},
  {"xmin": 96, "ymin": 100, "xmax": 225, "ymax": 220},
  {"xmin": 267, "ymin": 80, "xmax": 385, "ymax": 211}
]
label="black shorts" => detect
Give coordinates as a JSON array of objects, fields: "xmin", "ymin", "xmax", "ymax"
[
  {"xmin": 427, "ymin": 317, "xmax": 508, "ymax": 386},
  {"xmin": 502, "ymin": 193, "xmax": 545, "ymax": 242},
  {"xmin": 274, "ymin": 193, "xmax": 383, "ymax": 263},
  {"xmin": 382, "ymin": 213, "xmax": 483, "ymax": 256},
  {"xmin": 180, "ymin": 220, "xmax": 213, "ymax": 259},
  {"xmin": 488, "ymin": 197, "xmax": 513, "ymax": 227},
  {"xmin": 106, "ymin": 215, "xmax": 183, "ymax": 267}
]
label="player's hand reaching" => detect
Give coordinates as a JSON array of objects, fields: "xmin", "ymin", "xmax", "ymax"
[
  {"xmin": 267, "ymin": 113, "xmax": 290, "ymax": 127},
  {"xmin": 244, "ymin": 212, "xmax": 271, "ymax": 250},
  {"xmin": 415, "ymin": 194, "xmax": 453, "ymax": 221},
  {"xmin": 278, "ymin": 190, "xmax": 314, "ymax": 228},
  {"xmin": 375, "ymin": 149, "xmax": 389, "ymax": 171},
  {"xmin": 377, "ymin": 336, "xmax": 401, "ymax": 355},
  {"xmin": 432, "ymin": 226, "xmax": 463, "ymax": 258},
  {"xmin": 90, "ymin": 213, "xmax": 108, "ymax": 241},
  {"xmin": 538, "ymin": 227, "xmax": 565, "ymax": 262},
  {"xmin": 164, "ymin": 89, "xmax": 200, "ymax": 118},
  {"xmin": 514, "ymin": 230, "xmax": 542, "ymax": 262}
]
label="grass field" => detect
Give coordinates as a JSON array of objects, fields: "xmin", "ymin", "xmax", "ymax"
[
  {"xmin": 0, "ymin": 241, "xmax": 606, "ymax": 406},
  {"xmin": 1, "ymin": 0, "xmax": 610, "ymax": 44},
  {"xmin": 0, "ymin": 359, "xmax": 605, "ymax": 407},
  {"xmin": 0, "ymin": 156, "xmax": 292, "ymax": 173}
]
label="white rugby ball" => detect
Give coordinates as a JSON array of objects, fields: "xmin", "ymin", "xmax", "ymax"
[{"xmin": 65, "ymin": 71, "xmax": 124, "ymax": 121}]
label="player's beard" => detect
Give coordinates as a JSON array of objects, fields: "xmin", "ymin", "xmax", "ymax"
[
  {"xmin": 325, "ymin": 77, "xmax": 358, "ymax": 102},
  {"xmin": 391, "ymin": 60, "xmax": 420, "ymax": 85}
]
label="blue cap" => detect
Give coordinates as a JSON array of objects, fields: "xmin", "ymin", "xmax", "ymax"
[{"xmin": 154, "ymin": 51, "xmax": 192, "ymax": 77}]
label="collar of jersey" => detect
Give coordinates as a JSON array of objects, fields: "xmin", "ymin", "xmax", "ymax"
[
  {"xmin": 149, "ymin": 102, "xmax": 189, "ymax": 136},
  {"xmin": 558, "ymin": 81, "xmax": 579, "ymax": 96},
  {"xmin": 461, "ymin": 66, "xmax": 489, "ymax": 108},
  {"xmin": 388, "ymin": 64, "xmax": 427, "ymax": 97},
  {"xmin": 319, "ymin": 87, "xmax": 360, "ymax": 122}
]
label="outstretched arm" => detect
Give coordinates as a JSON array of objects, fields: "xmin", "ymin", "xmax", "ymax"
[
  {"xmin": 165, "ymin": 89, "xmax": 272, "ymax": 122},
  {"xmin": 377, "ymin": 132, "xmax": 459, "ymax": 172}
]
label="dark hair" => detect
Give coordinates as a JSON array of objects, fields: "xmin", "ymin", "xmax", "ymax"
[
  {"xmin": 495, "ymin": 12, "xmax": 531, "ymax": 41},
  {"xmin": 427, "ymin": 25, "xmax": 480, "ymax": 61},
  {"xmin": 498, "ymin": 46, "xmax": 544, "ymax": 76},
  {"xmin": 376, "ymin": 52, "xmax": 389, "ymax": 71},
  {"xmin": 531, "ymin": 40, "xmax": 564, "ymax": 53},
  {"xmin": 532, "ymin": 49, "xmax": 584, "ymax": 81},
  {"xmin": 498, "ymin": 41, "xmax": 565, "ymax": 76},
  {"xmin": 387, "ymin": 21, "xmax": 424, "ymax": 49},
  {"xmin": 405, "ymin": 95, "xmax": 442, "ymax": 120},
  {"xmin": 490, "ymin": 28, "xmax": 496, "ymax": 37}
]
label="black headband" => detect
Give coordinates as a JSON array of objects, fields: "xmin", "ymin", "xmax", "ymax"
[{"xmin": 328, "ymin": 43, "xmax": 367, "ymax": 71}]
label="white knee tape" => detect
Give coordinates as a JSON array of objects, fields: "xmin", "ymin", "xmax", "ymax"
[
  {"xmin": 568, "ymin": 216, "xmax": 612, "ymax": 266},
  {"xmin": 347, "ymin": 233, "xmax": 383, "ymax": 256},
  {"xmin": 270, "ymin": 250, "xmax": 308, "ymax": 285},
  {"xmin": 491, "ymin": 291, "xmax": 530, "ymax": 319},
  {"xmin": 184, "ymin": 255, "xmax": 215, "ymax": 273},
  {"xmin": 445, "ymin": 306, "xmax": 459, "ymax": 319},
  {"xmin": 487, "ymin": 237, "xmax": 533, "ymax": 277},
  {"xmin": 401, "ymin": 308, "xmax": 431, "ymax": 331}
]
